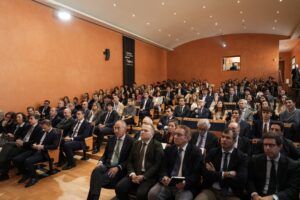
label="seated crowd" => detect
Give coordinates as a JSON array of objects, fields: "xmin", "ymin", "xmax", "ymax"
[{"xmin": 0, "ymin": 78, "xmax": 300, "ymax": 200}]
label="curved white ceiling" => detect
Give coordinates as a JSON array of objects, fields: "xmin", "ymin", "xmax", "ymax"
[{"xmin": 36, "ymin": 0, "xmax": 300, "ymax": 50}]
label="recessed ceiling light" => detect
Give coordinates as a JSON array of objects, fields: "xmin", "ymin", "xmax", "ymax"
[
  {"xmin": 131, "ymin": 13, "xmax": 136, "ymax": 17},
  {"xmin": 168, "ymin": 34, "xmax": 171, "ymax": 37},
  {"xmin": 215, "ymin": 22, "xmax": 218, "ymax": 26},
  {"xmin": 272, "ymin": 26, "xmax": 276, "ymax": 30},
  {"xmin": 146, "ymin": 22, "xmax": 150, "ymax": 26},
  {"xmin": 56, "ymin": 11, "xmax": 72, "ymax": 21},
  {"xmin": 158, "ymin": 28, "xmax": 162, "ymax": 32},
  {"xmin": 161, "ymin": 2, "xmax": 165, "ymax": 6},
  {"xmin": 240, "ymin": 11, "xmax": 243, "ymax": 14},
  {"xmin": 197, "ymin": 32, "xmax": 200, "ymax": 35},
  {"xmin": 173, "ymin": 12, "xmax": 177, "ymax": 15},
  {"xmin": 222, "ymin": 42, "xmax": 227, "ymax": 48},
  {"xmin": 237, "ymin": 0, "xmax": 241, "ymax": 3},
  {"xmin": 274, "ymin": 19, "xmax": 278, "ymax": 23},
  {"xmin": 209, "ymin": 15, "xmax": 213, "ymax": 18},
  {"xmin": 113, "ymin": 3, "xmax": 117, "ymax": 7},
  {"xmin": 276, "ymin": 10, "xmax": 280, "ymax": 14},
  {"xmin": 279, "ymin": 0, "xmax": 283, "ymax": 2},
  {"xmin": 190, "ymin": 27, "xmax": 194, "ymax": 30},
  {"xmin": 202, "ymin": 5, "xmax": 206, "ymax": 9},
  {"xmin": 243, "ymin": 26, "xmax": 247, "ymax": 29},
  {"xmin": 242, "ymin": 19, "xmax": 245, "ymax": 23},
  {"xmin": 175, "ymin": 38, "xmax": 179, "ymax": 41},
  {"xmin": 183, "ymin": 20, "xmax": 187, "ymax": 23}
]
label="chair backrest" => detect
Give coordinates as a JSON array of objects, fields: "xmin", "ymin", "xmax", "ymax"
[{"xmin": 48, "ymin": 128, "xmax": 63, "ymax": 164}]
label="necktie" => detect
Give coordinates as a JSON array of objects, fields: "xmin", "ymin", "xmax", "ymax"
[
  {"xmin": 142, "ymin": 99, "xmax": 147, "ymax": 110},
  {"xmin": 181, "ymin": 107, "xmax": 184, "ymax": 114},
  {"xmin": 267, "ymin": 160, "xmax": 277, "ymax": 195},
  {"xmin": 39, "ymin": 132, "xmax": 47, "ymax": 145},
  {"xmin": 104, "ymin": 112, "xmax": 111, "ymax": 125},
  {"xmin": 171, "ymin": 148, "xmax": 183, "ymax": 176},
  {"xmin": 222, "ymin": 152, "xmax": 230, "ymax": 172},
  {"xmin": 111, "ymin": 139, "xmax": 121, "ymax": 166},
  {"xmin": 229, "ymin": 95, "xmax": 233, "ymax": 102},
  {"xmin": 72, "ymin": 121, "xmax": 81, "ymax": 137},
  {"xmin": 137, "ymin": 142, "xmax": 147, "ymax": 175},
  {"xmin": 197, "ymin": 135, "xmax": 204, "ymax": 148},
  {"xmin": 23, "ymin": 126, "xmax": 35, "ymax": 142},
  {"xmin": 263, "ymin": 123, "xmax": 268, "ymax": 134}
]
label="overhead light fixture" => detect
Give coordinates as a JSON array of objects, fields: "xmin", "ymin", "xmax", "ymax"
[
  {"xmin": 222, "ymin": 42, "xmax": 227, "ymax": 48},
  {"xmin": 240, "ymin": 10, "xmax": 243, "ymax": 14},
  {"xmin": 183, "ymin": 20, "xmax": 187, "ymax": 23},
  {"xmin": 131, "ymin": 13, "xmax": 136, "ymax": 17},
  {"xmin": 274, "ymin": 19, "xmax": 278, "ymax": 23},
  {"xmin": 168, "ymin": 34, "xmax": 171, "ymax": 37},
  {"xmin": 276, "ymin": 10, "xmax": 280, "ymax": 14},
  {"xmin": 173, "ymin": 12, "xmax": 177, "ymax": 15},
  {"xmin": 158, "ymin": 28, "xmax": 162, "ymax": 32},
  {"xmin": 202, "ymin": 5, "xmax": 206, "ymax": 9},
  {"xmin": 113, "ymin": 3, "xmax": 117, "ymax": 7},
  {"xmin": 146, "ymin": 22, "xmax": 150, "ymax": 26},
  {"xmin": 56, "ymin": 11, "xmax": 71, "ymax": 21},
  {"xmin": 209, "ymin": 15, "xmax": 213, "ymax": 18},
  {"xmin": 161, "ymin": 2, "xmax": 165, "ymax": 6},
  {"xmin": 237, "ymin": 0, "xmax": 241, "ymax": 3}
]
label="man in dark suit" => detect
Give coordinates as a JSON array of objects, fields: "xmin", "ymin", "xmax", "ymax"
[
  {"xmin": 190, "ymin": 100, "xmax": 211, "ymax": 119},
  {"xmin": 148, "ymin": 125, "xmax": 203, "ymax": 200},
  {"xmin": 247, "ymin": 132, "xmax": 300, "ymax": 200},
  {"xmin": 0, "ymin": 112, "xmax": 30, "ymax": 181},
  {"xmin": 82, "ymin": 101, "xmax": 91, "ymax": 119},
  {"xmin": 157, "ymin": 106, "xmax": 176, "ymax": 130},
  {"xmin": 13, "ymin": 120, "xmax": 60, "ymax": 187},
  {"xmin": 176, "ymin": 83, "xmax": 187, "ymax": 97},
  {"xmin": 38, "ymin": 100, "xmax": 51, "ymax": 119},
  {"xmin": 228, "ymin": 121, "xmax": 251, "ymax": 156},
  {"xmin": 190, "ymin": 119, "xmax": 219, "ymax": 154},
  {"xmin": 87, "ymin": 120, "xmax": 134, "ymax": 200},
  {"xmin": 163, "ymin": 86, "xmax": 174, "ymax": 106},
  {"xmin": 93, "ymin": 102, "xmax": 119, "ymax": 154},
  {"xmin": 139, "ymin": 91, "xmax": 153, "ymax": 121},
  {"xmin": 174, "ymin": 97, "xmax": 190, "ymax": 118},
  {"xmin": 134, "ymin": 117, "xmax": 163, "ymax": 142},
  {"xmin": 48, "ymin": 107, "xmax": 61, "ymax": 128},
  {"xmin": 56, "ymin": 108, "xmax": 75, "ymax": 137},
  {"xmin": 231, "ymin": 109, "xmax": 250, "ymax": 138},
  {"xmin": 224, "ymin": 87, "xmax": 239, "ymax": 103},
  {"xmin": 60, "ymin": 110, "xmax": 90, "ymax": 170},
  {"xmin": 200, "ymin": 88, "xmax": 213, "ymax": 108},
  {"xmin": 115, "ymin": 124, "xmax": 164, "ymax": 200},
  {"xmin": 195, "ymin": 129, "xmax": 248, "ymax": 200}
]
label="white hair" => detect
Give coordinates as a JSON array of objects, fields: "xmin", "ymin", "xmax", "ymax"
[{"xmin": 197, "ymin": 119, "xmax": 211, "ymax": 129}]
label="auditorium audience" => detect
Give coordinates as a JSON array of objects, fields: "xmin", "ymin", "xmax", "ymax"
[
  {"xmin": 56, "ymin": 108, "xmax": 75, "ymax": 137},
  {"xmin": 157, "ymin": 106, "xmax": 176, "ymax": 130},
  {"xmin": 38, "ymin": 100, "xmax": 51, "ymax": 119},
  {"xmin": 174, "ymin": 97, "xmax": 190, "ymax": 118},
  {"xmin": 48, "ymin": 107, "xmax": 61, "ymax": 128}
]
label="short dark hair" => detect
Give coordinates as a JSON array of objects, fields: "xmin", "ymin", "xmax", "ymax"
[
  {"xmin": 106, "ymin": 102, "xmax": 113, "ymax": 107},
  {"xmin": 262, "ymin": 132, "xmax": 282, "ymax": 146},
  {"xmin": 261, "ymin": 107, "xmax": 273, "ymax": 113},
  {"xmin": 16, "ymin": 112, "xmax": 27, "ymax": 122},
  {"xmin": 28, "ymin": 114, "xmax": 40, "ymax": 120},
  {"xmin": 168, "ymin": 119, "xmax": 178, "ymax": 126},
  {"xmin": 166, "ymin": 106, "xmax": 173, "ymax": 112},
  {"xmin": 177, "ymin": 125, "xmax": 191, "ymax": 140},
  {"xmin": 270, "ymin": 121, "xmax": 284, "ymax": 132},
  {"xmin": 285, "ymin": 97, "xmax": 296, "ymax": 103},
  {"xmin": 223, "ymin": 128, "xmax": 237, "ymax": 141},
  {"xmin": 40, "ymin": 119, "xmax": 52, "ymax": 126}
]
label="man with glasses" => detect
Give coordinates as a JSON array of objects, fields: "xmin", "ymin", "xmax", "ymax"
[
  {"xmin": 87, "ymin": 120, "xmax": 133, "ymax": 200},
  {"xmin": 228, "ymin": 122, "xmax": 251, "ymax": 155},
  {"xmin": 148, "ymin": 125, "xmax": 203, "ymax": 200},
  {"xmin": 248, "ymin": 132, "xmax": 300, "ymax": 200}
]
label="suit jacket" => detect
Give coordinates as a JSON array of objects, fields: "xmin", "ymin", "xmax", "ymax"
[
  {"xmin": 190, "ymin": 107, "xmax": 211, "ymax": 119},
  {"xmin": 240, "ymin": 108, "xmax": 253, "ymax": 122},
  {"xmin": 237, "ymin": 136, "xmax": 251, "ymax": 155},
  {"xmin": 251, "ymin": 120, "xmax": 274, "ymax": 139},
  {"xmin": 22, "ymin": 124, "xmax": 43, "ymax": 150},
  {"xmin": 97, "ymin": 110, "xmax": 119, "ymax": 128},
  {"xmin": 160, "ymin": 144, "xmax": 203, "ymax": 194},
  {"xmin": 14, "ymin": 123, "xmax": 30, "ymax": 140},
  {"xmin": 86, "ymin": 110, "xmax": 102, "ymax": 124},
  {"xmin": 70, "ymin": 120, "xmax": 90, "ymax": 141},
  {"xmin": 140, "ymin": 98, "xmax": 153, "ymax": 111},
  {"xmin": 127, "ymin": 139, "xmax": 163, "ymax": 180},
  {"xmin": 247, "ymin": 154, "xmax": 300, "ymax": 200},
  {"xmin": 176, "ymin": 88, "xmax": 187, "ymax": 96},
  {"xmin": 36, "ymin": 128, "xmax": 60, "ymax": 152},
  {"xmin": 239, "ymin": 120, "xmax": 250, "ymax": 138},
  {"xmin": 224, "ymin": 94, "xmax": 239, "ymax": 103},
  {"xmin": 174, "ymin": 105, "xmax": 190, "ymax": 118},
  {"xmin": 49, "ymin": 115, "xmax": 61, "ymax": 128},
  {"xmin": 100, "ymin": 135, "xmax": 134, "ymax": 176},
  {"xmin": 190, "ymin": 131, "xmax": 219, "ymax": 152},
  {"xmin": 38, "ymin": 106, "xmax": 50, "ymax": 118},
  {"xmin": 200, "ymin": 95, "xmax": 214, "ymax": 108},
  {"xmin": 157, "ymin": 115, "xmax": 176, "ymax": 130},
  {"xmin": 56, "ymin": 117, "xmax": 75, "ymax": 137},
  {"xmin": 203, "ymin": 147, "xmax": 248, "ymax": 197}
]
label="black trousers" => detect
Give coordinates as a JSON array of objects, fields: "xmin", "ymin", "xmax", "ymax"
[
  {"xmin": 88, "ymin": 165, "xmax": 124, "ymax": 197},
  {"xmin": 62, "ymin": 140, "xmax": 82, "ymax": 165},
  {"xmin": 13, "ymin": 150, "xmax": 35, "ymax": 175},
  {"xmin": 0, "ymin": 143, "xmax": 24, "ymax": 174},
  {"xmin": 115, "ymin": 176, "xmax": 156, "ymax": 200},
  {"xmin": 93, "ymin": 127, "xmax": 114, "ymax": 149}
]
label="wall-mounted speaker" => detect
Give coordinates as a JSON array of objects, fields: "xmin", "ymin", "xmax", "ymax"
[{"xmin": 103, "ymin": 48, "xmax": 110, "ymax": 61}]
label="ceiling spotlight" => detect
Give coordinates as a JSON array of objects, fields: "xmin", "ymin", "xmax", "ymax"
[
  {"xmin": 175, "ymin": 38, "xmax": 179, "ymax": 41},
  {"xmin": 56, "ymin": 11, "xmax": 71, "ymax": 21},
  {"xmin": 209, "ymin": 15, "xmax": 213, "ymax": 18},
  {"xmin": 276, "ymin": 10, "xmax": 280, "ymax": 14},
  {"xmin": 173, "ymin": 12, "xmax": 177, "ymax": 15},
  {"xmin": 113, "ymin": 3, "xmax": 117, "ymax": 7},
  {"xmin": 190, "ymin": 27, "xmax": 194, "ymax": 30},
  {"xmin": 242, "ymin": 19, "xmax": 245, "ymax": 23},
  {"xmin": 274, "ymin": 19, "xmax": 278, "ymax": 23},
  {"xmin": 222, "ymin": 42, "xmax": 227, "ymax": 48},
  {"xmin": 272, "ymin": 26, "xmax": 276, "ymax": 30},
  {"xmin": 202, "ymin": 5, "xmax": 206, "ymax": 9},
  {"xmin": 240, "ymin": 11, "xmax": 243, "ymax": 14},
  {"xmin": 197, "ymin": 32, "xmax": 200, "ymax": 35},
  {"xmin": 168, "ymin": 34, "xmax": 171, "ymax": 37},
  {"xmin": 183, "ymin": 20, "xmax": 187, "ymax": 23},
  {"xmin": 161, "ymin": 2, "xmax": 165, "ymax": 6},
  {"xmin": 131, "ymin": 13, "xmax": 136, "ymax": 17},
  {"xmin": 279, "ymin": 0, "xmax": 283, "ymax": 2},
  {"xmin": 146, "ymin": 22, "xmax": 150, "ymax": 26},
  {"xmin": 215, "ymin": 22, "xmax": 218, "ymax": 26},
  {"xmin": 237, "ymin": 0, "xmax": 241, "ymax": 3},
  {"xmin": 243, "ymin": 26, "xmax": 247, "ymax": 29},
  {"xmin": 158, "ymin": 28, "xmax": 162, "ymax": 32}
]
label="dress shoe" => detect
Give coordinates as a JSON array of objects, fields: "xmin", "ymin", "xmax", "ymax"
[
  {"xmin": 62, "ymin": 163, "xmax": 76, "ymax": 170},
  {"xmin": 18, "ymin": 175, "xmax": 29, "ymax": 184},
  {"xmin": 0, "ymin": 173, "xmax": 9, "ymax": 181},
  {"xmin": 92, "ymin": 147, "xmax": 99, "ymax": 154},
  {"xmin": 25, "ymin": 178, "xmax": 38, "ymax": 188}
]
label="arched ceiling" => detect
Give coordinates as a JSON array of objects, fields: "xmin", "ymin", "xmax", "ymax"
[{"xmin": 35, "ymin": 0, "xmax": 300, "ymax": 50}]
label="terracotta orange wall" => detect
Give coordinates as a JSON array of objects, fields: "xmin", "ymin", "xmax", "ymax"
[
  {"xmin": 279, "ymin": 52, "xmax": 291, "ymax": 82},
  {"xmin": 0, "ymin": 0, "xmax": 167, "ymax": 112},
  {"xmin": 291, "ymin": 41, "xmax": 300, "ymax": 66},
  {"xmin": 167, "ymin": 34, "xmax": 286, "ymax": 83}
]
